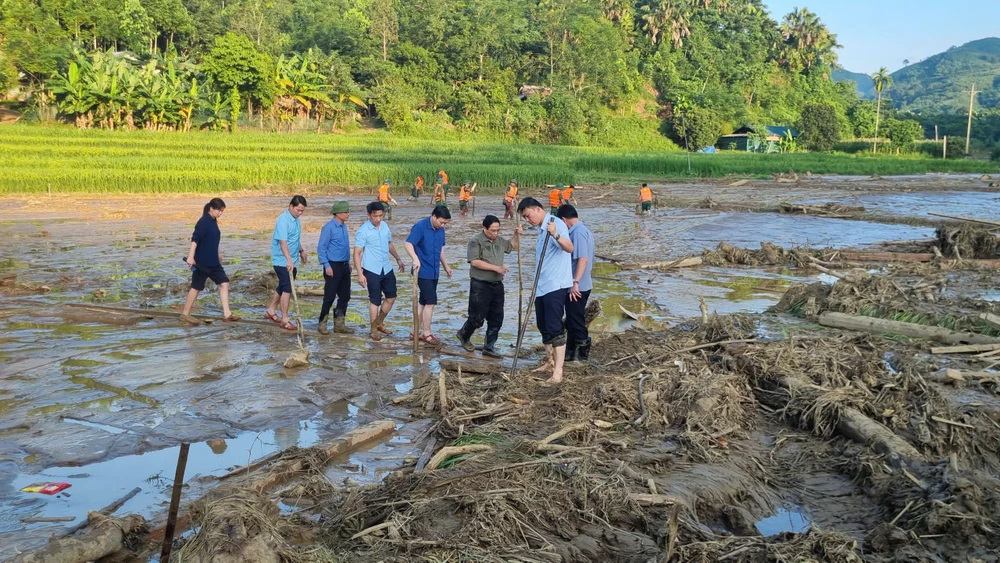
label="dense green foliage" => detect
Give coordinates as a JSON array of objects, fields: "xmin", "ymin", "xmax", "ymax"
[
  {"xmin": 889, "ymin": 38, "xmax": 1000, "ymax": 113},
  {"xmin": 832, "ymin": 68, "xmax": 875, "ymax": 98},
  {"xmin": 0, "ymin": 126, "xmax": 995, "ymax": 194},
  {"xmin": 797, "ymin": 103, "xmax": 839, "ymax": 151},
  {"xmin": 0, "ymin": 0, "xmax": 865, "ymax": 147}
]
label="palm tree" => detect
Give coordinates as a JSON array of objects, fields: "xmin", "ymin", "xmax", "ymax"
[
  {"xmin": 778, "ymin": 7, "xmax": 841, "ymax": 73},
  {"xmin": 640, "ymin": 0, "xmax": 692, "ymax": 48},
  {"xmin": 872, "ymin": 67, "xmax": 892, "ymax": 153}
]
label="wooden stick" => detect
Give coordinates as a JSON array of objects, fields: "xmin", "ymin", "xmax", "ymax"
[
  {"xmin": 412, "ymin": 270, "xmax": 419, "ymax": 354},
  {"xmin": 629, "ymin": 493, "xmax": 685, "ymax": 506},
  {"xmin": 537, "ymin": 423, "xmax": 587, "ymax": 448},
  {"xmin": 438, "ymin": 370, "xmax": 448, "ymax": 413},
  {"xmin": 928, "ymin": 212, "xmax": 1000, "ymax": 228},
  {"xmin": 931, "ymin": 415, "xmax": 975, "ymax": 429},
  {"xmin": 414, "ymin": 437, "xmax": 438, "ymax": 472},
  {"xmin": 425, "ymin": 445, "xmax": 493, "ymax": 471},
  {"xmin": 59, "ymin": 487, "xmax": 142, "ymax": 537},
  {"xmin": 159, "ymin": 443, "xmax": 190, "ymax": 563},
  {"xmin": 351, "ymin": 521, "xmax": 392, "ymax": 540},
  {"xmin": 20, "ymin": 516, "xmax": 75, "ymax": 523},
  {"xmin": 977, "ymin": 313, "xmax": 1000, "ymax": 331},
  {"xmin": 930, "ymin": 343, "xmax": 1000, "ymax": 354}
]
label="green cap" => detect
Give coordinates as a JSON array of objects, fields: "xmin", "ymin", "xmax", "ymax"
[
  {"xmin": 463, "ymin": 180, "xmax": 471, "ymax": 185},
  {"xmin": 555, "ymin": 183, "xmax": 565, "ymax": 189},
  {"xmin": 331, "ymin": 201, "xmax": 350, "ymax": 214},
  {"xmin": 385, "ymin": 179, "xmax": 392, "ymax": 184}
]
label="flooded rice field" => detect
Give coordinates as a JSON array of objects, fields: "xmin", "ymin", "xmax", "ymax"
[{"xmin": 1, "ymin": 175, "xmax": 998, "ymax": 560}]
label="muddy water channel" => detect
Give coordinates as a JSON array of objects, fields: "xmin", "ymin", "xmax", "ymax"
[{"xmin": 0, "ymin": 179, "xmax": 992, "ymax": 558}]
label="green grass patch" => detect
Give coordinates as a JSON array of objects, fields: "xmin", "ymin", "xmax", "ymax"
[{"xmin": 1, "ymin": 125, "xmax": 997, "ymax": 194}]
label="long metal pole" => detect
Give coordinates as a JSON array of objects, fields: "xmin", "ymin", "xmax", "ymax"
[{"xmin": 510, "ymin": 218, "xmax": 554, "ymax": 380}]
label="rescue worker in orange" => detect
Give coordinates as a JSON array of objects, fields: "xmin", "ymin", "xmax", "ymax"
[
  {"xmin": 378, "ymin": 179, "xmax": 398, "ymax": 220},
  {"xmin": 437, "ymin": 169, "xmax": 450, "ymax": 200},
  {"xmin": 409, "ymin": 175, "xmax": 424, "ymax": 201},
  {"xmin": 458, "ymin": 181, "xmax": 473, "ymax": 216},
  {"xmin": 639, "ymin": 183, "xmax": 655, "ymax": 216},
  {"xmin": 549, "ymin": 184, "xmax": 564, "ymax": 215},
  {"xmin": 433, "ymin": 181, "xmax": 447, "ymax": 207},
  {"xmin": 561, "ymin": 184, "xmax": 577, "ymax": 207},
  {"xmin": 503, "ymin": 180, "xmax": 519, "ymax": 219}
]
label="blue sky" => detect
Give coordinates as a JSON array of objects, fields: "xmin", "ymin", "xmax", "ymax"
[{"xmin": 764, "ymin": 0, "xmax": 1000, "ymax": 74}]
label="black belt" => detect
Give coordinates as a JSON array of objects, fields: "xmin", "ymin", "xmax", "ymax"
[{"xmin": 471, "ymin": 278, "xmax": 503, "ymax": 286}]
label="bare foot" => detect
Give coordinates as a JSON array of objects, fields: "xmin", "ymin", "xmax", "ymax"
[
  {"xmin": 545, "ymin": 367, "xmax": 563, "ymax": 384},
  {"xmin": 532, "ymin": 360, "xmax": 554, "ymax": 373}
]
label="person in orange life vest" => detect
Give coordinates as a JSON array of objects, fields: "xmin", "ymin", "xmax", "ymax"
[
  {"xmin": 503, "ymin": 180, "xmax": 519, "ymax": 219},
  {"xmin": 377, "ymin": 179, "xmax": 398, "ymax": 220},
  {"xmin": 409, "ymin": 175, "xmax": 425, "ymax": 200},
  {"xmin": 561, "ymin": 184, "xmax": 576, "ymax": 206},
  {"xmin": 458, "ymin": 181, "xmax": 473, "ymax": 216},
  {"xmin": 639, "ymin": 183, "xmax": 656, "ymax": 216},
  {"xmin": 548, "ymin": 184, "xmax": 564, "ymax": 215}
]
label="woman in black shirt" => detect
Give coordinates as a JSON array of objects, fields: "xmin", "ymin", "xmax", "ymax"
[{"xmin": 180, "ymin": 198, "xmax": 240, "ymax": 324}]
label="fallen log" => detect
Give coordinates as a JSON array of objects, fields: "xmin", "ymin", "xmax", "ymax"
[
  {"xmin": 11, "ymin": 513, "xmax": 146, "ymax": 563},
  {"xmin": 438, "ymin": 358, "xmax": 502, "ymax": 375},
  {"xmin": 818, "ymin": 312, "xmax": 1000, "ymax": 346},
  {"xmin": 926, "ymin": 369, "xmax": 999, "ymax": 384},
  {"xmin": 66, "ymin": 303, "xmax": 275, "ymax": 327},
  {"xmin": 836, "ymin": 251, "xmax": 935, "ymax": 263},
  {"xmin": 929, "ymin": 343, "xmax": 1000, "ymax": 354},
  {"xmin": 761, "ymin": 374, "xmax": 925, "ymax": 465},
  {"xmin": 928, "ymin": 212, "xmax": 1000, "ymax": 228},
  {"xmin": 620, "ymin": 256, "xmax": 702, "ymax": 271},
  {"xmin": 250, "ymin": 420, "xmax": 396, "ymax": 493}
]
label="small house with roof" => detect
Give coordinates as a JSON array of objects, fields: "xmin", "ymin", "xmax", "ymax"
[{"xmin": 717, "ymin": 125, "xmax": 799, "ymax": 153}]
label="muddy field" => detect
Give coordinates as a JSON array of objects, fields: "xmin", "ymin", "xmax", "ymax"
[{"xmin": 1, "ymin": 175, "xmax": 999, "ymax": 561}]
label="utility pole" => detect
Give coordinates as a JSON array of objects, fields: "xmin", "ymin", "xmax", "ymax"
[{"xmin": 963, "ymin": 83, "xmax": 980, "ymax": 155}]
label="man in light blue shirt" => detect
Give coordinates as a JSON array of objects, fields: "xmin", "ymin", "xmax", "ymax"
[
  {"xmin": 265, "ymin": 195, "xmax": 308, "ymax": 331},
  {"xmin": 316, "ymin": 200, "xmax": 353, "ymax": 335},
  {"xmin": 353, "ymin": 201, "xmax": 406, "ymax": 341},
  {"xmin": 557, "ymin": 205, "xmax": 595, "ymax": 363},
  {"xmin": 517, "ymin": 197, "xmax": 574, "ymax": 384}
]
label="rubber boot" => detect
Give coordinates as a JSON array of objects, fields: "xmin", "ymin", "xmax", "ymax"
[
  {"xmin": 456, "ymin": 324, "xmax": 475, "ymax": 352},
  {"xmin": 317, "ymin": 315, "xmax": 330, "ymax": 335},
  {"xmin": 564, "ymin": 339, "xmax": 578, "ymax": 363},
  {"xmin": 576, "ymin": 337, "xmax": 592, "ymax": 363},
  {"xmin": 333, "ymin": 312, "xmax": 355, "ymax": 334},
  {"xmin": 482, "ymin": 327, "xmax": 503, "ymax": 358}
]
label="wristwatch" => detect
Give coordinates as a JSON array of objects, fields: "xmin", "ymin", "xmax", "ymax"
[{"xmin": 554, "ymin": 234, "xmax": 561, "ymax": 241}]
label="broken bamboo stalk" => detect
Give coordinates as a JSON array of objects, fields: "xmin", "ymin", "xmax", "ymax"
[
  {"xmin": 11, "ymin": 513, "xmax": 146, "ymax": 563},
  {"xmin": 438, "ymin": 370, "xmax": 448, "ymax": 414},
  {"xmin": 620, "ymin": 256, "xmax": 702, "ymax": 271},
  {"xmin": 424, "ymin": 445, "xmax": 494, "ymax": 471},
  {"xmin": 835, "ymin": 251, "xmax": 935, "ymax": 263},
  {"xmin": 977, "ymin": 313, "xmax": 1000, "ymax": 331},
  {"xmin": 930, "ymin": 343, "xmax": 1000, "ymax": 354},
  {"xmin": 537, "ymin": 423, "xmax": 588, "ymax": 448},
  {"xmin": 818, "ymin": 312, "xmax": 1000, "ymax": 346},
  {"xmin": 927, "ymin": 212, "xmax": 1000, "ymax": 228},
  {"xmin": 630, "ymin": 493, "xmax": 685, "ymax": 506}
]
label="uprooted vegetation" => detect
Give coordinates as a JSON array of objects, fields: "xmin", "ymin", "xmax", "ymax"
[{"xmin": 168, "ymin": 313, "xmax": 999, "ymax": 563}]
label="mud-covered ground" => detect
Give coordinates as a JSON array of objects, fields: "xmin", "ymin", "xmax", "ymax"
[{"xmin": 0, "ymin": 174, "xmax": 998, "ymax": 560}]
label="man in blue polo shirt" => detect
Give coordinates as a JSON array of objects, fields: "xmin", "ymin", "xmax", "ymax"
[
  {"xmin": 353, "ymin": 202, "xmax": 406, "ymax": 341},
  {"xmin": 517, "ymin": 197, "xmax": 573, "ymax": 384},
  {"xmin": 404, "ymin": 206, "xmax": 453, "ymax": 345},
  {"xmin": 265, "ymin": 195, "xmax": 307, "ymax": 331},
  {"xmin": 317, "ymin": 200, "xmax": 354, "ymax": 335},
  {"xmin": 557, "ymin": 204, "xmax": 595, "ymax": 363}
]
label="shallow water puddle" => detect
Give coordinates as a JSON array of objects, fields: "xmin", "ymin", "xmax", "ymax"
[
  {"xmin": 755, "ymin": 506, "xmax": 812, "ymax": 536},
  {"xmin": 0, "ymin": 408, "xmax": 362, "ymax": 535}
]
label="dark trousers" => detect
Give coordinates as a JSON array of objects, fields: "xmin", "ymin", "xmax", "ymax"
[
  {"xmin": 319, "ymin": 261, "xmax": 351, "ymax": 321},
  {"xmin": 535, "ymin": 288, "xmax": 568, "ymax": 346},
  {"xmin": 565, "ymin": 289, "xmax": 591, "ymax": 344},
  {"xmin": 465, "ymin": 278, "xmax": 505, "ymax": 333}
]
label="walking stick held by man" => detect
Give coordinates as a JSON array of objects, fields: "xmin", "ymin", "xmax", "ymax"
[
  {"xmin": 411, "ymin": 266, "xmax": 419, "ymax": 353},
  {"xmin": 510, "ymin": 217, "xmax": 554, "ymax": 380}
]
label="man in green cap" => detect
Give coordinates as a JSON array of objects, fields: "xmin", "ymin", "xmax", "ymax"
[{"xmin": 316, "ymin": 201, "xmax": 354, "ymax": 334}]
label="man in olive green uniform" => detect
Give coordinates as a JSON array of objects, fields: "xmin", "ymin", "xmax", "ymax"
[{"xmin": 456, "ymin": 215, "xmax": 521, "ymax": 357}]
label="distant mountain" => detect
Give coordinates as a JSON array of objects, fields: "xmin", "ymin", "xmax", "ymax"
[
  {"xmin": 888, "ymin": 38, "xmax": 1000, "ymax": 113},
  {"xmin": 833, "ymin": 68, "xmax": 875, "ymax": 98}
]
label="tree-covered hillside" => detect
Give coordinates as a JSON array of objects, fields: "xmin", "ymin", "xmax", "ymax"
[
  {"xmin": 890, "ymin": 38, "xmax": 1000, "ymax": 113},
  {"xmin": 0, "ymin": 0, "xmax": 860, "ymax": 146},
  {"xmin": 832, "ymin": 68, "xmax": 874, "ymax": 98}
]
